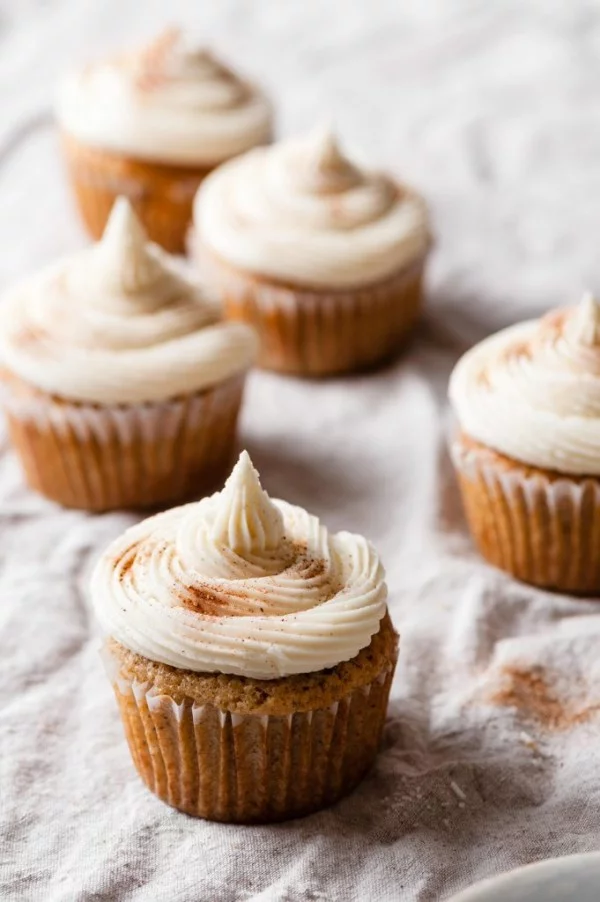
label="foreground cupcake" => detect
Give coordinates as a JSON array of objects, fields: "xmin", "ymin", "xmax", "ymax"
[
  {"xmin": 0, "ymin": 198, "xmax": 257, "ymax": 511},
  {"xmin": 56, "ymin": 28, "xmax": 273, "ymax": 252},
  {"xmin": 193, "ymin": 127, "xmax": 431, "ymax": 375},
  {"xmin": 92, "ymin": 451, "xmax": 397, "ymax": 822},
  {"xmin": 449, "ymin": 293, "xmax": 600, "ymax": 594}
]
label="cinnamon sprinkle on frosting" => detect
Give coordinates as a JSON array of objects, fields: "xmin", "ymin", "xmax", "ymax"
[
  {"xmin": 56, "ymin": 29, "xmax": 272, "ymax": 166},
  {"xmin": 134, "ymin": 26, "xmax": 180, "ymax": 91},
  {"xmin": 0, "ymin": 198, "xmax": 257, "ymax": 404},
  {"xmin": 92, "ymin": 451, "xmax": 387, "ymax": 679},
  {"xmin": 195, "ymin": 125, "xmax": 430, "ymax": 288},
  {"xmin": 566, "ymin": 291, "xmax": 600, "ymax": 347},
  {"xmin": 449, "ymin": 290, "xmax": 600, "ymax": 474}
]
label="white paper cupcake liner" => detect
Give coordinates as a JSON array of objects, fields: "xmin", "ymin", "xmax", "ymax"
[
  {"xmin": 102, "ymin": 645, "xmax": 396, "ymax": 823},
  {"xmin": 451, "ymin": 437, "xmax": 600, "ymax": 594},
  {"xmin": 1, "ymin": 373, "xmax": 245, "ymax": 511},
  {"xmin": 197, "ymin": 245, "xmax": 426, "ymax": 376}
]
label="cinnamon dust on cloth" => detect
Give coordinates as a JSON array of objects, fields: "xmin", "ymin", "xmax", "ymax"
[{"xmin": 5, "ymin": 3, "xmax": 600, "ymax": 902}]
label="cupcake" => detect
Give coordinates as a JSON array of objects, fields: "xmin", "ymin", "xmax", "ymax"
[
  {"xmin": 56, "ymin": 28, "xmax": 273, "ymax": 253},
  {"xmin": 92, "ymin": 451, "xmax": 397, "ymax": 822},
  {"xmin": 193, "ymin": 127, "xmax": 431, "ymax": 376},
  {"xmin": 0, "ymin": 198, "xmax": 257, "ymax": 511},
  {"xmin": 449, "ymin": 292, "xmax": 600, "ymax": 594}
]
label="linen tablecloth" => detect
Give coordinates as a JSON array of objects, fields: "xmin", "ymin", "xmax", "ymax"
[{"xmin": 2, "ymin": 2, "xmax": 600, "ymax": 900}]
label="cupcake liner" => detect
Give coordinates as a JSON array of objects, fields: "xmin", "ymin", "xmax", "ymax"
[
  {"xmin": 1, "ymin": 373, "xmax": 245, "ymax": 511},
  {"xmin": 62, "ymin": 133, "xmax": 210, "ymax": 253},
  {"xmin": 451, "ymin": 435, "xmax": 600, "ymax": 594},
  {"xmin": 102, "ymin": 646, "xmax": 396, "ymax": 823},
  {"xmin": 197, "ymin": 245, "xmax": 426, "ymax": 376}
]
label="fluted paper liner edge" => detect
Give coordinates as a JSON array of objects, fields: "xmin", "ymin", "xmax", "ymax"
[
  {"xmin": 197, "ymin": 245, "xmax": 426, "ymax": 376},
  {"xmin": 102, "ymin": 646, "xmax": 396, "ymax": 823},
  {"xmin": 1, "ymin": 373, "xmax": 245, "ymax": 511},
  {"xmin": 451, "ymin": 437, "xmax": 600, "ymax": 594}
]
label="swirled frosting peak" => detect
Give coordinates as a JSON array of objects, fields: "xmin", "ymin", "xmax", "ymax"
[
  {"xmin": 56, "ymin": 28, "xmax": 273, "ymax": 166},
  {"xmin": 195, "ymin": 126, "xmax": 431, "ymax": 288},
  {"xmin": 450, "ymin": 292, "xmax": 600, "ymax": 474},
  {"xmin": 209, "ymin": 450, "xmax": 286, "ymax": 560},
  {"xmin": 94, "ymin": 196, "xmax": 165, "ymax": 301},
  {"xmin": 566, "ymin": 291, "xmax": 600, "ymax": 347},
  {"xmin": 0, "ymin": 198, "xmax": 257, "ymax": 404},
  {"xmin": 92, "ymin": 452, "xmax": 388, "ymax": 679},
  {"xmin": 292, "ymin": 126, "xmax": 362, "ymax": 195}
]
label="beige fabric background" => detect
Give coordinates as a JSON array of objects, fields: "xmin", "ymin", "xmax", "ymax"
[{"xmin": 2, "ymin": 2, "xmax": 600, "ymax": 900}]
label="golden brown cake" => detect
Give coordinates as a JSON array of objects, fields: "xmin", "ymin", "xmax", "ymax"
[
  {"xmin": 56, "ymin": 29, "xmax": 273, "ymax": 252},
  {"xmin": 0, "ymin": 198, "xmax": 257, "ymax": 511},
  {"xmin": 193, "ymin": 127, "xmax": 431, "ymax": 376},
  {"xmin": 449, "ymin": 293, "xmax": 600, "ymax": 594},
  {"xmin": 93, "ymin": 452, "xmax": 398, "ymax": 822},
  {"xmin": 62, "ymin": 135, "xmax": 213, "ymax": 254}
]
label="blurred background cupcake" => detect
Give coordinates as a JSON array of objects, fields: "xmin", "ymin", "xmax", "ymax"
[
  {"xmin": 193, "ymin": 126, "xmax": 431, "ymax": 376},
  {"xmin": 56, "ymin": 28, "xmax": 273, "ymax": 253},
  {"xmin": 0, "ymin": 197, "xmax": 257, "ymax": 511},
  {"xmin": 93, "ymin": 451, "xmax": 397, "ymax": 823},
  {"xmin": 449, "ymin": 292, "xmax": 600, "ymax": 594}
]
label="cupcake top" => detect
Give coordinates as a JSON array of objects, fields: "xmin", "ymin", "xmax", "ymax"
[
  {"xmin": 194, "ymin": 126, "xmax": 430, "ymax": 289},
  {"xmin": 449, "ymin": 293, "xmax": 600, "ymax": 475},
  {"xmin": 0, "ymin": 198, "xmax": 257, "ymax": 405},
  {"xmin": 92, "ymin": 451, "xmax": 388, "ymax": 680},
  {"xmin": 56, "ymin": 28, "xmax": 273, "ymax": 166}
]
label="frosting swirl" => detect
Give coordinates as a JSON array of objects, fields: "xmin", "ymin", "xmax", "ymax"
[
  {"xmin": 56, "ymin": 29, "xmax": 273, "ymax": 166},
  {"xmin": 0, "ymin": 198, "xmax": 257, "ymax": 404},
  {"xmin": 449, "ymin": 293, "xmax": 600, "ymax": 474},
  {"xmin": 194, "ymin": 126, "xmax": 430, "ymax": 288},
  {"xmin": 91, "ymin": 451, "xmax": 387, "ymax": 679}
]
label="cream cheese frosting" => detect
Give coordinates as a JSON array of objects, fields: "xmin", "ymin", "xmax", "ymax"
[
  {"xmin": 0, "ymin": 198, "xmax": 257, "ymax": 404},
  {"xmin": 92, "ymin": 451, "xmax": 388, "ymax": 679},
  {"xmin": 194, "ymin": 126, "xmax": 430, "ymax": 288},
  {"xmin": 56, "ymin": 29, "xmax": 273, "ymax": 166},
  {"xmin": 449, "ymin": 292, "xmax": 600, "ymax": 475}
]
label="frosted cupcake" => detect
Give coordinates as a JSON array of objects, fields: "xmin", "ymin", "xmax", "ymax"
[
  {"xmin": 449, "ymin": 293, "xmax": 600, "ymax": 594},
  {"xmin": 56, "ymin": 28, "xmax": 273, "ymax": 252},
  {"xmin": 193, "ymin": 127, "xmax": 431, "ymax": 375},
  {"xmin": 0, "ymin": 198, "xmax": 257, "ymax": 511},
  {"xmin": 92, "ymin": 451, "xmax": 398, "ymax": 822}
]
